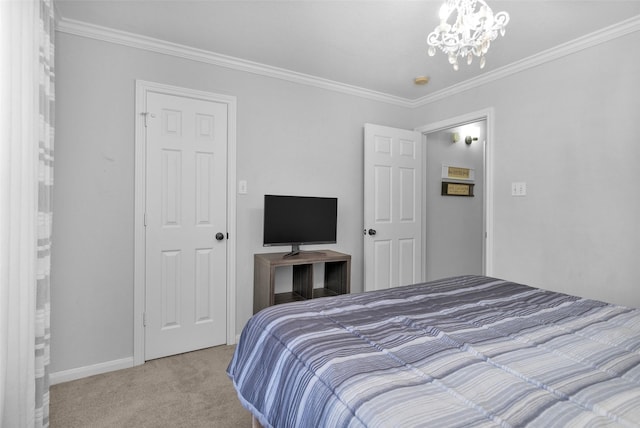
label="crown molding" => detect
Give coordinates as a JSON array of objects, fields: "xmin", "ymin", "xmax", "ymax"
[
  {"xmin": 410, "ymin": 14, "xmax": 640, "ymax": 108},
  {"xmin": 56, "ymin": 14, "xmax": 640, "ymax": 109},
  {"xmin": 55, "ymin": 18, "xmax": 413, "ymax": 108}
]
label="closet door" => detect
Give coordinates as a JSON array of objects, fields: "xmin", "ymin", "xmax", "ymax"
[
  {"xmin": 144, "ymin": 91, "xmax": 228, "ymax": 360},
  {"xmin": 364, "ymin": 123, "xmax": 422, "ymax": 291}
]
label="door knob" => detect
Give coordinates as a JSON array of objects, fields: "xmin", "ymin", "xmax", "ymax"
[
  {"xmin": 215, "ymin": 232, "xmax": 225, "ymax": 241},
  {"xmin": 367, "ymin": 229, "xmax": 377, "ymax": 236}
]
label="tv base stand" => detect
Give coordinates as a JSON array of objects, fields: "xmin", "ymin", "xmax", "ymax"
[
  {"xmin": 283, "ymin": 250, "xmax": 326, "ymax": 258},
  {"xmin": 253, "ymin": 250, "xmax": 351, "ymax": 313}
]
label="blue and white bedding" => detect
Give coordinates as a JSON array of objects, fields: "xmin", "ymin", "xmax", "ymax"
[{"xmin": 227, "ymin": 275, "xmax": 640, "ymax": 427}]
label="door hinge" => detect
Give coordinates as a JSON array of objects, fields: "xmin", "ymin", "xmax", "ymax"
[
  {"xmin": 141, "ymin": 112, "xmax": 156, "ymax": 128},
  {"xmin": 143, "ymin": 312, "xmax": 147, "ymax": 327}
]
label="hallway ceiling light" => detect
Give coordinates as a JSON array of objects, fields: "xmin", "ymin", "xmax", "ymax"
[{"xmin": 427, "ymin": 0, "xmax": 509, "ymax": 71}]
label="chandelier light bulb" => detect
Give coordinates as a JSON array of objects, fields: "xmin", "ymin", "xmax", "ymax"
[
  {"xmin": 439, "ymin": 3, "xmax": 451, "ymax": 20},
  {"xmin": 426, "ymin": 0, "xmax": 509, "ymax": 71}
]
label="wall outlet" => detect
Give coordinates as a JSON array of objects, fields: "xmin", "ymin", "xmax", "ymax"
[{"xmin": 511, "ymin": 182, "xmax": 527, "ymax": 196}]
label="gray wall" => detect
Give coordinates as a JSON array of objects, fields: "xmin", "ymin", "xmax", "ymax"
[
  {"xmin": 51, "ymin": 33, "xmax": 414, "ymax": 373},
  {"xmin": 53, "ymin": 27, "xmax": 640, "ymax": 375},
  {"xmin": 425, "ymin": 122, "xmax": 485, "ymax": 281},
  {"xmin": 411, "ymin": 31, "xmax": 640, "ymax": 307}
]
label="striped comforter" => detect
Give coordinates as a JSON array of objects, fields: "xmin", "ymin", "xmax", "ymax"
[{"xmin": 227, "ymin": 276, "xmax": 640, "ymax": 427}]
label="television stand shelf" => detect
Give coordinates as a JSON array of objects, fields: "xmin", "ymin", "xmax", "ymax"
[{"xmin": 253, "ymin": 250, "xmax": 351, "ymax": 314}]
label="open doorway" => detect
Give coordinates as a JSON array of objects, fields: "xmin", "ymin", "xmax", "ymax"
[
  {"xmin": 416, "ymin": 108, "xmax": 494, "ymax": 281},
  {"xmin": 424, "ymin": 120, "xmax": 486, "ymax": 281}
]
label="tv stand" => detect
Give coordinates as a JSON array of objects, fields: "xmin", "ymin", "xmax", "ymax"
[
  {"xmin": 283, "ymin": 250, "xmax": 326, "ymax": 258},
  {"xmin": 283, "ymin": 244, "xmax": 301, "ymax": 258},
  {"xmin": 253, "ymin": 250, "xmax": 351, "ymax": 313}
]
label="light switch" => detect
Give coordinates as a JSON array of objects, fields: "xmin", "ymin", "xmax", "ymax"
[
  {"xmin": 238, "ymin": 180, "xmax": 247, "ymax": 194},
  {"xmin": 511, "ymin": 182, "xmax": 526, "ymax": 196}
]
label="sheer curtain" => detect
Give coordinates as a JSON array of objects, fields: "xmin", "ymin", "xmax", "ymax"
[{"xmin": 0, "ymin": 0, "xmax": 54, "ymax": 426}]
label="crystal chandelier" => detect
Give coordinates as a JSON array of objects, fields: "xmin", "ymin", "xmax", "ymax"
[{"xmin": 427, "ymin": 0, "xmax": 509, "ymax": 70}]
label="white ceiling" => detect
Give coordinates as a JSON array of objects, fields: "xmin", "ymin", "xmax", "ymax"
[{"xmin": 54, "ymin": 1, "xmax": 640, "ymax": 100}]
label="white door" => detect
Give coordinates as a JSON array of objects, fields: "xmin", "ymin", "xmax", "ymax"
[
  {"xmin": 364, "ymin": 124, "xmax": 422, "ymax": 291},
  {"xmin": 144, "ymin": 92, "xmax": 228, "ymax": 360}
]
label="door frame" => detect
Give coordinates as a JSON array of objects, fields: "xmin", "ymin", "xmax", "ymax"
[
  {"xmin": 415, "ymin": 107, "xmax": 494, "ymax": 277},
  {"xmin": 133, "ymin": 80, "xmax": 237, "ymax": 366}
]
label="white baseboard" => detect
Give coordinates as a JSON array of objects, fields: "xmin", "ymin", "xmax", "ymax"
[{"xmin": 50, "ymin": 357, "xmax": 134, "ymax": 385}]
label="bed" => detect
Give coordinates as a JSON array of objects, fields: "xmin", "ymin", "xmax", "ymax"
[{"xmin": 227, "ymin": 275, "xmax": 640, "ymax": 427}]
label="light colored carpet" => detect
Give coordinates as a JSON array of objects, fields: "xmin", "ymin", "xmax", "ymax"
[{"xmin": 50, "ymin": 345, "xmax": 252, "ymax": 427}]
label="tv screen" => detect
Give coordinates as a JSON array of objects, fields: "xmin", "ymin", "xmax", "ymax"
[{"xmin": 263, "ymin": 195, "xmax": 337, "ymax": 255}]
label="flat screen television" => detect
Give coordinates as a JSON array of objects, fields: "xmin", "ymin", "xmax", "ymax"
[{"xmin": 263, "ymin": 194, "xmax": 337, "ymax": 256}]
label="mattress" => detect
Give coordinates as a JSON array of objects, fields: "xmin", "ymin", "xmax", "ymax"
[{"xmin": 227, "ymin": 275, "xmax": 640, "ymax": 427}]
